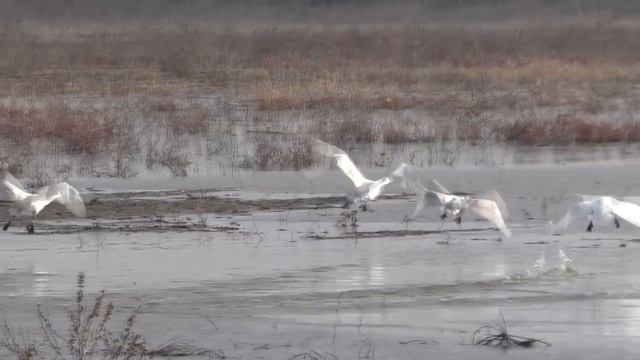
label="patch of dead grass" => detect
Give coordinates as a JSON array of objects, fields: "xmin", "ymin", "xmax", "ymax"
[
  {"xmin": 502, "ymin": 115, "xmax": 640, "ymax": 145},
  {"xmin": 253, "ymin": 139, "xmax": 315, "ymax": 171},
  {"xmin": 0, "ymin": 104, "xmax": 115, "ymax": 156}
]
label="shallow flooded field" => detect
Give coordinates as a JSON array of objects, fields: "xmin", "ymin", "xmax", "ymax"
[
  {"xmin": 4, "ymin": 5, "xmax": 640, "ymax": 358},
  {"xmin": 2, "ymin": 154, "xmax": 640, "ymax": 359}
]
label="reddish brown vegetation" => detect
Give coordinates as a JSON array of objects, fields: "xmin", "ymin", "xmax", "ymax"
[
  {"xmin": 256, "ymin": 94, "xmax": 428, "ymax": 112},
  {"xmin": 502, "ymin": 116, "xmax": 640, "ymax": 146},
  {"xmin": 253, "ymin": 139, "xmax": 315, "ymax": 171},
  {"xmin": 148, "ymin": 99, "xmax": 179, "ymax": 113},
  {"xmin": 168, "ymin": 107, "xmax": 211, "ymax": 136},
  {"xmin": 381, "ymin": 123, "xmax": 408, "ymax": 144},
  {"xmin": 0, "ymin": 105, "xmax": 115, "ymax": 155},
  {"xmin": 330, "ymin": 116, "xmax": 377, "ymax": 145},
  {"xmin": 256, "ymin": 94, "xmax": 297, "ymax": 111},
  {"xmin": 1, "ymin": 15, "xmax": 640, "ymax": 178}
]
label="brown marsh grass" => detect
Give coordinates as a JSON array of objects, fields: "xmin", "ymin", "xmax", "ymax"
[
  {"xmin": 253, "ymin": 138, "xmax": 316, "ymax": 171},
  {"xmin": 0, "ymin": 104, "xmax": 115, "ymax": 156},
  {"xmin": 1, "ymin": 20, "xmax": 640, "ymax": 100},
  {"xmin": 2, "ymin": 14, "xmax": 640, "ymax": 176},
  {"xmin": 502, "ymin": 116, "xmax": 640, "ymax": 146}
]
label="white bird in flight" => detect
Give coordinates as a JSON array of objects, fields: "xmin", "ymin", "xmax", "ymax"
[
  {"xmin": 0, "ymin": 170, "xmax": 87, "ymax": 234},
  {"xmin": 553, "ymin": 194, "xmax": 640, "ymax": 233},
  {"xmin": 313, "ymin": 140, "xmax": 407, "ymax": 211},
  {"xmin": 397, "ymin": 168, "xmax": 512, "ymax": 238}
]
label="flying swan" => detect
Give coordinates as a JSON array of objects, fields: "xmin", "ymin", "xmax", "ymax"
[
  {"xmin": 553, "ymin": 194, "xmax": 640, "ymax": 232},
  {"xmin": 396, "ymin": 168, "xmax": 512, "ymax": 238},
  {"xmin": 0, "ymin": 170, "xmax": 87, "ymax": 233},
  {"xmin": 313, "ymin": 140, "xmax": 407, "ymax": 210}
]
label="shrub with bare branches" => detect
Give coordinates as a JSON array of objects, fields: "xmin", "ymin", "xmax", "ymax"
[{"xmin": 2, "ymin": 273, "xmax": 148, "ymax": 360}]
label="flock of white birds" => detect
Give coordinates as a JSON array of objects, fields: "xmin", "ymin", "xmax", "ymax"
[
  {"xmin": 0, "ymin": 139, "xmax": 639, "ymax": 236},
  {"xmin": 312, "ymin": 140, "xmax": 640, "ymax": 238}
]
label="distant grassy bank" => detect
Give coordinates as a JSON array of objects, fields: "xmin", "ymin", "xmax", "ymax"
[{"xmin": 0, "ymin": 5, "xmax": 639, "ymax": 177}]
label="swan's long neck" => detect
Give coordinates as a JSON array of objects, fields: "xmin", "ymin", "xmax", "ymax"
[
  {"xmin": 365, "ymin": 177, "xmax": 392, "ymax": 200},
  {"xmin": 378, "ymin": 177, "xmax": 392, "ymax": 186},
  {"xmin": 4, "ymin": 181, "xmax": 31, "ymax": 201}
]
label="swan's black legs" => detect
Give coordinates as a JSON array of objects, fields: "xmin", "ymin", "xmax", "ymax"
[
  {"xmin": 455, "ymin": 215, "xmax": 462, "ymax": 224},
  {"xmin": 26, "ymin": 214, "xmax": 35, "ymax": 234},
  {"xmin": 586, "ymin": 221, "xmax": 594, "ymax": 232},
  {"xmin": 440, "ymin": 213, "xmax": 447, "ymax": 220},
  {"xmin": 614, "ymin": 217, "xmax": 621, "ymax": 229},
  {"xmin": 2, "ymin": 220, "xmax": 11, "ymax": 231},
  {"xmin": 359, "ymin": 203, "xmax": 369, "ymax": 212}
]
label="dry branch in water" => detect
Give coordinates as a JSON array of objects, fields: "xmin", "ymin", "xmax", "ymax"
[
  {"xmin": 288, "ymin": 351, "xmax": 338, "ymax": 360},
  {"xmin": 1, "ymin": 322, "xmax": 38, "ymax": 360},
  {"xmin": 3, "ymin": 273, "xmax": 148, "ymax": 360},
  {"xmin": 472, "ymin": 311, "xmax": 550, "ymax": 349},
  {"xmin": 147, "ymin": 338, "xmax": 223, "ymax": 358},
  {"xmin": 2, "ymin": 273, "xmax": 221, "ymax": 360}
]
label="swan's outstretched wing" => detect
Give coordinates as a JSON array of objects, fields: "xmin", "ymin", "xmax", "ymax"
[
  {"xmin": 410, "ymin": 193, "xmax": 428, "ymax": 219},
  {"xmin": 426, "ymin": 191, "xmax": 452, "ymax": 205},
  {"xmin": 34, "ymin": 182, "xmax": 87, "ymax": 217},
  {"xmin": 568, "ymin": 193, "xmax": 600, "ymax": 203},
  {"xmin": 0, "ymin": 170, "xmax": 30, "ymax": 201},
  {"xmin": 429, "ymin": 178, "xmax": 450, "ymax": 194},
  {"xmin": 621, "ymin": 196, "xmax": 640, "ymax": 206},
  {"xmin": 468, "ymin": 199, "xmax": 512, "ymax": 238},
  {"xmin": 391, "ymin": 163, "xmax": 411, "ymax": 188},
  {"xmin": 389, "ymin": 163, "xmax": 434, "ymax": 219},
  {"xmin": 477, "ymin": 190, "xmax": 509, "ymax": 220},
  {"xmin": 409, "ymin": 191, "xmax": 451, "ymax": 219},
  {"xmin": 391, "ymin": 163, "xmax": 427, "ymax": 195},
  {"xmin": 611, "ymin": 199, "xmax": 640, "ymax": 227},
  {"xmin": 313, "ymin": 140, "xmax": 371, "ymax": 188},
  {"xmin": 553, "ymin": 200, "xmax": 592, "ymax": 231}
]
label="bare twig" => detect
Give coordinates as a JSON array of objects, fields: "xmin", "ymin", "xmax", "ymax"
[{"xmin": 473, "ymin": 311, "xmax": 551, "ymax": 349}]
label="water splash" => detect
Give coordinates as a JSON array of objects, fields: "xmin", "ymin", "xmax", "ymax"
[
  {"xmin": 558, "ymin": 249, "xmax": 578, "ymax": 275},
  {"xmin": 510, "ymin": 249, "xmax": 577, "ymax": 280},
  {"xmin": 532, "ymin": 252, "xmax": 546, "ymax": 275}
]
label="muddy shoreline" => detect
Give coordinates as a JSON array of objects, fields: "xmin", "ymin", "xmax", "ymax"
[{"xmin": 0, "ymin": 193, "xmax": 349, "ymax": 221}]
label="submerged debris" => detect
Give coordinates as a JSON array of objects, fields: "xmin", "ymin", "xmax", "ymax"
[
  {"xmin": 337, "ymin": 210, "xmax": 359, "ymax": 228},
  {"xmin": 288, "ymin": 350, "xmax": 338, "ymax": 360},
  {"xmin": 399, "ymin": 339, "xmax": 436, "ymax": 345},
  {"xmin": 147, "ymin": 338, "xmax": 224, "ymax": 358},
  {"xmin": 473, "ymin": 311, "xmax": 550, "ymax": 349}
]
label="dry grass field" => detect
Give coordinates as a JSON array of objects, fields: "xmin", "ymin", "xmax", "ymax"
[{"xmin": 0, "ymin": 0, "xmax": 639, "ymax": 176}]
